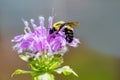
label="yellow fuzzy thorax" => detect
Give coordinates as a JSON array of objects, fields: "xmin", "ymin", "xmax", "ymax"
[
  {"xmin": 53, "ymin": 21, "xmax": 74, "ymax": 31},
  {"xmin": 53, "ymin": 21, "xmax": 65, "ymax": 30}
]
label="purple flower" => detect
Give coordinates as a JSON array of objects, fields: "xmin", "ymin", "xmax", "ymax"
[{"xmin": 12, "ymin": 16, "xmax": 80, "ymax": 58}]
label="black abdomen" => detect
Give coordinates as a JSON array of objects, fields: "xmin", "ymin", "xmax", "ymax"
[{"xmin": 64, "ymin": 28, "xmax": 74, "ymax": 43}]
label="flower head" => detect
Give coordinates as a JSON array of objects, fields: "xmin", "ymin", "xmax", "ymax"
[
  {"xmin": 12, "ymin": 16, "xmax": 80, "ymax": 59},
  {"xmin": 12, "ymin": 16, "xmax": 80, "ymax": 80}
]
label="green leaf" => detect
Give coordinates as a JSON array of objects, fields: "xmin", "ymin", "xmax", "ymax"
[
  {"xmin": 19, "ymin": 55, "xmax": 30, "ymax": 62},
  {"xmin": 29, "ymin": 55, "xmax": 63, "ymax": 73},
  {"xmin": 54, "ymin": 66, "xmax": 78, "ymax": 77},
  {"xmin": 34, "ymin": 73, "xmax": 54, "ymax": 80},
  {"xmin": 49, "ymin": 57, "xmax": 63, "ymax": 70},
  {"xmin": 11, "ymin": 69, "xmax": 32, "ymax": 77}
]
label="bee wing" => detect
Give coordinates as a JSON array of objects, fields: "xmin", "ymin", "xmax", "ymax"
[{"xmin": 65, "ymin": 22, "xmax": 80, "ymax": 27}]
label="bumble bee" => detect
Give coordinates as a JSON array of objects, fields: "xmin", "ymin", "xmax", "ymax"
[{"xmin": 49, "ymin": 21, "xmax": 80, "ymax": 43}]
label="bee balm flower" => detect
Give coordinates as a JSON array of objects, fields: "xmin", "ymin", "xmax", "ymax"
[
  {"xmin": 12, "ymin": 16, "xmax": 80, "ymax": 59},
  {"xmin": 12, "ymin": 16, "xmax": 80, "ymax": 80}
]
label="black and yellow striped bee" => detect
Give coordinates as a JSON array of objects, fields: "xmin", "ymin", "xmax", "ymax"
[{"xmin": 49, "ymin": 21, "xmax": 80, "ymax": 43}]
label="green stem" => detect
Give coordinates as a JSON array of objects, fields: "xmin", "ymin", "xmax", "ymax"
[{"xmin": 33, "ymin": 73, "xmax": 54, "ymax": 80}]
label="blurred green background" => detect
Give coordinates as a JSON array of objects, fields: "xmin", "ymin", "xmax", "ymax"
[{"xmin": 0, "ymin": 0, "xmax": 120, "ymax": 80}]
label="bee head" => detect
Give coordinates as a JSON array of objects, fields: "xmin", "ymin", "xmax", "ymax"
[{"xmin": 53, "ymin": 21, "xmax": 65, "ymax": 30}]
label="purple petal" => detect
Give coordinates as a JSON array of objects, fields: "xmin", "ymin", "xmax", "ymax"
[
  {"xmin": 23, "ymin": 33, "xmax": 33, "ymax": 40},
  {"xmin": 30, "ymin": 19, "xmax": 37, "ymax": 29},
  {"xmin": 39, "ymin": 16, "xmax": 45, "ymax": 27},
  {"xmin": 68, "ymin": 38, "xmax": 80, "ymax": 47},
  {"xmin": 22, "ymin": 19, "xmax": 29, "ymax": 27},
  {"xmin": 11, "ymin": 34, "xmax": 24, "ymax": 42},
  {"xmin": 13, "ymin": 43, "xmax": 21, "ymax": 50},
  {"xmin": 21, "ymin": 41, "xmax": 31, "ymax": 48},
  {"xmin": 48, "ymin": 16, "xmax": 53, "ymax": 28},
  {"xmin": 22, "ymin": 20, "xmax": 32, "ymax": 33}
]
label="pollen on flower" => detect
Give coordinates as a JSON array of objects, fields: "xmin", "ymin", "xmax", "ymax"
[{"xmin": 11, "ymin": 16, "xmax": 80, "ymax": 59}]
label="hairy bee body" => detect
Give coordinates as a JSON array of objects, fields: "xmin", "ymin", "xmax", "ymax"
[
  {"xmin": 63, "ymin": 28, "xmax": 73, "ymax": 43},
  {"xmin": 50, "ymin": 21, "xmax": 80, "ymax": 43}
]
